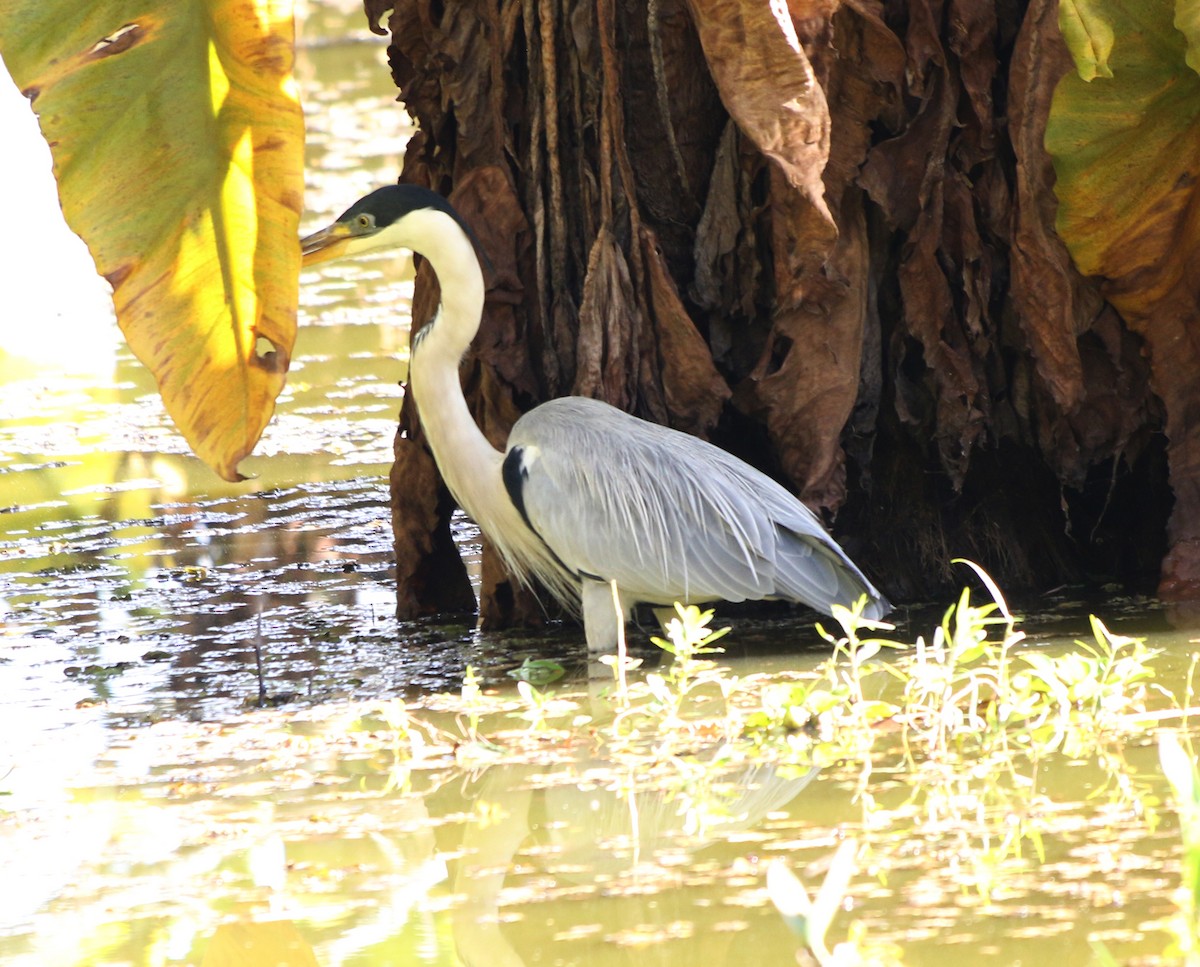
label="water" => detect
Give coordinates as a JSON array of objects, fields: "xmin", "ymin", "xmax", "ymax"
[{"xmin": 3, "ymin": 3, "xmax": 1200, "ymax": 964}]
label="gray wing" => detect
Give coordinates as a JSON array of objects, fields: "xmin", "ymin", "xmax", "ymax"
[{"xmin": 505, "ymin": 397, "xmax": 888, "ymax": 618}]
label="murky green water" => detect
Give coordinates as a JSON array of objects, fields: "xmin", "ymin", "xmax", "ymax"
[{"xmin": 4, "ymin": 3, "xmax": 1200, "ymax": 964}]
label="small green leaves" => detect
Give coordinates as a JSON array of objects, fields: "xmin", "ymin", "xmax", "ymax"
[
  {"xmin": 507, "ymin": 657, "xmax": 566, "ymax": 686},
  {"xmin": 650, "ymin": 602, "xmax": 730, "ymax": 657},
  {"xmin": 767, "ymin": 842, "xmax": 873, "ymax": 965},
  {"xmin": 1159, "ymin": 730, "xmax": 1200, "ymax": 960}
]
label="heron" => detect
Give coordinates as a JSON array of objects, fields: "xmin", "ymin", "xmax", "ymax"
[{"xmin": 301, "ymin": 184, "xmax": 890, "ymax": 653}]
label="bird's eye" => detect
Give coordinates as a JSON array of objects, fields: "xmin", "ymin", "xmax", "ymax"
[{"xmin": 356, "ymin": 214, "xmax": 372, "ymax": 229}]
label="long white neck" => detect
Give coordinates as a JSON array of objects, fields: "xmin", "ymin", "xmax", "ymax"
[
  {"xmin": 402, "ymin": 212, "xmax": 505, "ymax": 524},
  {"xmin": 388, "ymin": 207, "xmax": 579, "ymax": 609}
]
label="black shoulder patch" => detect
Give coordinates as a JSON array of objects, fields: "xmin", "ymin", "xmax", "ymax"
[
  {"xmin": 502, "ymin": 447, "xmax": 531, "ymax": 528},
  {"xmin": 501, "ymin": 445, "xmax": 584, "ymax": 584}
]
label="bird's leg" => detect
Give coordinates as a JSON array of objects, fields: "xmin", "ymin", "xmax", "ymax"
[{"xmin": 581, "ymin": 578, "xmax": 631, "ymax": 654}]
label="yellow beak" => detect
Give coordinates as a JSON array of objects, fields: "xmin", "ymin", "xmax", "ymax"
[{"xmin": 300, "ymin": 222, "xmax": 353, "ymax": 267}]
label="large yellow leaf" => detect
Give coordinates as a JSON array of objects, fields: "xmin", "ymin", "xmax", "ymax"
[{"xmin": 0, "ymin": 2, "xmax": 303, "ymax": 480}]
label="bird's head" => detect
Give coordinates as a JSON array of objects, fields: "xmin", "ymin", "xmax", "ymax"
[{"xmin": 300, "ymin": 184, "xmax": 474, "ymax": 267}]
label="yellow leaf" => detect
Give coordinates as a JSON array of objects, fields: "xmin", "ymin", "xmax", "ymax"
[
  {"xmin": 0, "ymin": 2, "xmax": 304, "ymax": 480},
  {"xmin": 1058, "ymin": 0, "xmax": 1115, "ymax": 81}
]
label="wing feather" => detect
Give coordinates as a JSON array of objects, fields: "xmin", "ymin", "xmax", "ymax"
[{"xmin": 507, "ymin": 397, "xmax": 886, "ymax": 615}]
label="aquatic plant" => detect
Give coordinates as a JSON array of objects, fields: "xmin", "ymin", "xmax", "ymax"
[
  {"xmin": 316, "ymin": 565, "xmax": 1198, "ymax": 959},
  {"xmin": 1160, "ymin": 730, "xmax": 1200, "ymax": 964},
  {"xmin": 767, "ymin": 840, "xmax": 902, "ymax": 966}
]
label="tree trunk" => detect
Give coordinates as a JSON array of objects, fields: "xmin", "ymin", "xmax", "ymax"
[{"xmin": 362, "ymin": 0, "xmax": 1170, "ymax": 623}]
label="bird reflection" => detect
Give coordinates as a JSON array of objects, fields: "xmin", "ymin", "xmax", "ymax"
[{"xmin": 448, "ymin": 755, "xmax": 818, "ymax": 966}]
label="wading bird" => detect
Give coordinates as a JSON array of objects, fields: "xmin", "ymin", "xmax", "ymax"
[{"xmin": 301, "ymin": 184, "xmax": 890, "ymax": 653}]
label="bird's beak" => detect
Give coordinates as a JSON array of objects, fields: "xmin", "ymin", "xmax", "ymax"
[{"xmin": 300, "ymin": 222, "xmax": 353, "ymax": 267}]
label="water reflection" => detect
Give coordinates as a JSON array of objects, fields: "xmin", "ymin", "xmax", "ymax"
[
  {"xmin": 0, "ymin": 713, "xmax": 819, "ymax": 966},
  {"xmin": 448, "ymin": 758, "xmax": 816, "ymax": 966},
  {"xmin": 5, "ymin": 478, "xmax": 440, "ymax": 715},
  {"xmin": 2, "ymin": 696, "xmax": 1182, "ymax": 966}
]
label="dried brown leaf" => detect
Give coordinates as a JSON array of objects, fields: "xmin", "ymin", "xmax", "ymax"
[
  {"xmin": 822, "ymin": 3, "xmax": 906, "ymax": 193},
  {"xmin": 640, "ymin": 227, "xmax": 731, "ymax": 437},
  {"xmin": 896, "ymin": 171, "xmax": 985, "ymax": 487},
  {"xmin": 858, "ymin": 67, "xmax": 955, "ymax": 232},
  {"xmin": 573, "ymin": 227, "xmax": 638, "ymax": 411},
  {"xmin": 450, "ymin": 167, "xmax": 540, "ymax": 400},
  {"xmin": 687, "ymin": 0, "xmax": 832, "ymax": 217},
  {"xmin": 738, "ymin": 195, "xmax": 871, "ymax": 508},
  {"xmin": 692, "ymin": 121, "xmax": 759, "ymax": 319},
  {"xmin": 946, "ymin": 0, "xmax": 998, "ymax": 156},
  {"xmin": 1009, "ymin": 0, "xmax": 1102, "ymax": 411}
]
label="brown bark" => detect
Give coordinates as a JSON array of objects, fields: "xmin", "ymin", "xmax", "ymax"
[{"xmin": 364, "ymin": 0, "xmax": 1171, "ymax": 622}]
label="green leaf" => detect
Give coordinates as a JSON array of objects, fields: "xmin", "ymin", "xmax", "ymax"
[
  {"xmin": 508, "ymin": 658, "xmax": 566, "ymax": 686},
  {"xmin": 0, "ymin": 1, "xmax": 304, "ymax": 480},
  {"xmin": 516, "ymin": 679, "xmax": 542, "ymax": 705},
  {"xmin": 809, "ymin": 839, "xmax": 858, "ymax": 947},
  {"xmin": 1175, "ymin": 0, "xmax": 1200, "ymax": 76},
  {"xmin": 1047, "ymin": 0, "xmax": 1200, "ymax": 312},
  {"xmin": 645, "ymin": 673, "xmax": 674, "ymax": 705},
  {"xmin": 857, "ymin": 700, "xmax": 900, "ymax": 724},
  {"xmin": 1059, "ymin": 0, "xmax": 1116, "ymax": 80}
]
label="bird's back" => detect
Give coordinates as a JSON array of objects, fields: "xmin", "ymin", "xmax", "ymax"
[{"xmin": 505, "ymin": 397, "xmax": 888, "ymax": 619}]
